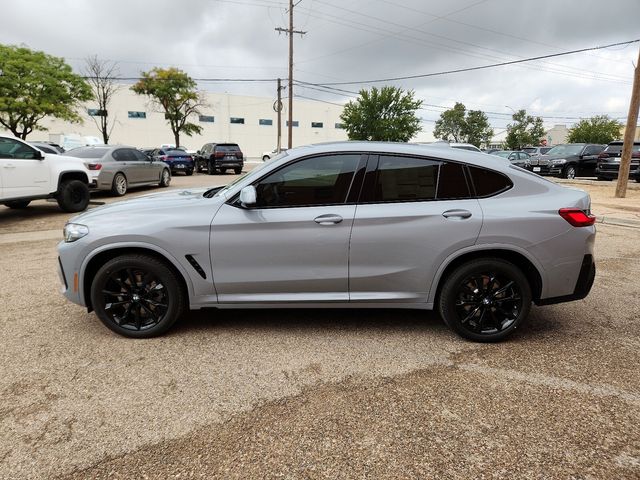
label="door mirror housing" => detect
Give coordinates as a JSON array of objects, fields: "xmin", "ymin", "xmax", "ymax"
[
  {"xmin": 239, "ymin": 185, "xmax": 257, "ymax": 206},
  {"xmin": 35, "ymin": 150, "xmax": 45, "ymax": 160}
]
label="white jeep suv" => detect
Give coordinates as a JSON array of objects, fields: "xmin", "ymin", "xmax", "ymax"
[{"xmin": 0, "ymin": 135, "xmax": 92, "ymax": 212}]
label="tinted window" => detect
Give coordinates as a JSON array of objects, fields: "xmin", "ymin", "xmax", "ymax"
[
  {"xmin": 113, "ymin": 149, "xmax": 137, "ymax": 161},
  {"xmin": 437, "ymin": 162, "xmax": 470, "ymax": 199},
  {"xmin": 584, "ymin": 145, "xmax": 604, "ymax": 155},
  {"xmin": 65, "ymin": 147, "xmax": 108, "ymax": 159},
  {"xmin": 254, "ymin": 154, "xmax": 360, "ymax": 208},
  {"xmin": 603, "ymin": 143, "xmax": 640, "ymax": 154},
  {"xmin": 0, "ymin": 138, "xmax": 39, "ymax": 159},
  {"xmin": 540, "ymin": 147, "xmax": 552, "ymax": 154},
  {"xmin": 215, "ymin": 144, "xmax": 240, "ymax": 153},
  {"xmin": 375, "ymin": 156, "xmax": 438, "ymax": 202},
  {"xmin": 132, "ymin": 150, "xmax": 149, "ymax": 161},
  {"xmin": 468, "ymin": 166, "xmax": 512, "ymax": 197}
]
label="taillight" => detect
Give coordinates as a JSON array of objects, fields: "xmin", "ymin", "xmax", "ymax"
[
  {"xmin": 559, "ymin": 208, "xmax": 596, "ymax": 227},
  {"xmin": 86, "ymin": 163, "xmax": 102, "ymax": 170},
  {"xmin": 215, "ymin": 152, "xmax": 224, "ymax": 158},
  {"xmin": 160, "ymin": 155, "xmax": 167, "ymax": 161},
  {"xmin": 235, "ymin": 152, "xmax": 242, "ymax": 159}
]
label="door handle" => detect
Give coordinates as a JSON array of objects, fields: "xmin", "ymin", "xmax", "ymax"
[
  {"xmin": 3, "ymin": 164, "xmax": 15, "ymax": 169},
  {"xmin": 314, "ymin": 214, "xmax": 343, "ymax": 225},
  {"xmin": 442, "ymin": 209, "xmax": 472, "ymax": 219}
]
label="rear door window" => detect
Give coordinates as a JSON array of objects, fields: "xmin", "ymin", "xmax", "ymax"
[{"xmin": 374, "ymin": 155, "xmax": 439, "ymax": 202}]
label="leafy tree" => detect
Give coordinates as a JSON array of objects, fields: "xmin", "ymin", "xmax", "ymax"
[
  {"xmin": 0, "ymin": 44, "xmax": 92, "ymax": 139},
  {"xmin": 340, "ymin": 86, "xmax": 422, "ymax": 142},
  {"xmin": 84, "ymin": 55, "xmax": 121, "ymax": 144},
  {"xmin": 433, "ymin": 102, "xmax": 494, "ymax": 147},
  {"xmin": 505, "ymin": 109, "xmax": 545, "ymax": 150},
  {"xmin": 131, "ymin": 67, "xmax": 206, "ymax": 147},
  {"xmin": 433, "ymin": 102, "xmax": 466, "ymax": 142},
  {"xmin": 567, "ymin": 115, "xmax": 622, "ymax": 144}
]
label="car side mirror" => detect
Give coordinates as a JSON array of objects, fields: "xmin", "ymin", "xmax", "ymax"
[
  {"xmin": 35, "ymin": 150, "xmax": 45, "ymax": 160},
  {"xmin": 239, "ymin": 185, "xmax": 257, "ymax": 207}
]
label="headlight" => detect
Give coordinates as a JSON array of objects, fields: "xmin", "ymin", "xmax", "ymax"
[
  {"xmin": 551, "ymin": 158, "xmax": 567, "ymax": 165},
  {"xmin": 63, "ymin": 223, "xmax": 89, "ymax": 242}
]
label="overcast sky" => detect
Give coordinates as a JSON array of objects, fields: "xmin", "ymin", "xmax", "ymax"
[{"xmin": 2, "ymin": 0, "xmax": 640, "ymax": 140}]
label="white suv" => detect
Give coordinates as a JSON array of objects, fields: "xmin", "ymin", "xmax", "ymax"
[{"xmin": 0, "ymin": 135, "xmax": 92, "ymax": 212}]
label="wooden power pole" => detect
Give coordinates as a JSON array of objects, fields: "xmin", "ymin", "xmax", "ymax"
[
  {"xmin": 615, "ymin": 47, "xmax": 640, "ymax": 198},
  {"xmin": 275, "ymin": 0, "xmax": 306, "ymax": 149},
  {"xmin": 276, "ymin": 78, "xmax": 283, "ymax": 153}
]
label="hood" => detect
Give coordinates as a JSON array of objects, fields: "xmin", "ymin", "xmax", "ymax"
[
  {"xmin": 539, "ymin": 153, "xmax": 579, "ymax": 161},
  {"xmin": 69, "ymin": 187, "xmax": 214, "ymax": 224}
]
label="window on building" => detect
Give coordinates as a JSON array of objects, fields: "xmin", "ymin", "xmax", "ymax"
[
  {"xmin": 335, "ymin": 123, "xmax": 345, "ymax": 129},
  {"xmin": 128, "ymin": 111, "xmax": 146, "ymax": 119},
  {"xmin": 286, "ymin": 120, "xmax": 299, "ymax": 127},
  {"xmin": 259, "ymin": 119, "xmax": 273, "ymax": 126},
  {"xmin": 199, "ymin": 115, "xmax": 215, "ymax": 123},
  {"xmin": 311, "ymin": 122, "xmax": 323, "ymax": 128},
  {"xmin": 230, "ymin": 117, "xmax": 245, "ymax": 124},
  {"xmin": 87, "ymin": 108, "xmax": 106, "ymax": 117}
]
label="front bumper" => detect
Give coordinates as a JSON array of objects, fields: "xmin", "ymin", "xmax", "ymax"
[{"xmin": 536, "ymin": 254, "xmax": 595, "ymax": 306}]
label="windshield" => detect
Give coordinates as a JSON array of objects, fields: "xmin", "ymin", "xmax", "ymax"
[
  {"xmin": 215, "ymin": 144, "xmax": 240, "ymax": 152},
  {"xmin": 603, "ymin": 144, "xmax": 640, "ymax": 154},
  {"xmin": 206, "ymin": 151, "xmax": 288, "ymax": 198},
  {"xmin": 546, "ymin": 144, "xmax": 584, "ymax": 156},
  {"xmin": 494, "ymin": 151, "xmax": 512, "ymax": 158}
]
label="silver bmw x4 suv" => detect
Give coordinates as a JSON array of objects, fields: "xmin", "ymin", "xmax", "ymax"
[{"xmin": 58, "ymin": 142, "xmax": 596, "ymax": 342}]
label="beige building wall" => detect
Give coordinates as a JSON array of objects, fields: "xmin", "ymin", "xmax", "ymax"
[
  {"xmin": 34, "ymin": 88, "xmax": 348, "ymax": 158},
  {"xmin": 545, "ymin": 124, "xmax": 569, "ymax": 145}
]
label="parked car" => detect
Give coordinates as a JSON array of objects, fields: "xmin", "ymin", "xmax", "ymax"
[
  {"xmin": 150, "ymin": 148, "xmax": 194, "ymax": 176},
  {"xmin": 449, "ymin": 142, "xmax": 482, "ymax": 153},
  {"xmin": 595, "ymin": 140, "xmax": 640, "ymax": 182},
  {"xmin": 65, "ymin": 145, "xmax": 171, "ymax": 196},
  {"xmin": 0, "ymin": 135, "xmax": 91, "ymax": 212},
  {"xmin": 58, "ymin": 142, "xmax": 596, "ymax": 342},
  {"xmin": 491, "ymin": 150, "xmax": 531, "ymax": 169},
  {"xmin": 194, "ymin": 143, "xmax": 244, "ymax": 174},
  {"xmin": 29, "ymin": 142, "xmax": 62, "ymax": 154},
  {"xmin": 522, "ymin": 146, "xmax": 552, "ymax": 159},
  {"xmin": 262, "ymin": 148, "xmax": 287, "ymax": 161},
  {"xmin": 486, "ymin": 149, "xmax": 501, "ymax": 155},
  {"xmin": 533, "ymin": 143, "xmax": 604, "ymax": 178}
]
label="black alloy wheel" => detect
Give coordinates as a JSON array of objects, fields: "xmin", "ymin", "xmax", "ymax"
[
  {"xmin": 439, "ymin": 258, "xmax": 532, "ymax": 342},
  {"xmin": 90, "ymin": 254, "xmax": 185, "ymax": 338},
  {"xmin": 564, "ymin": 165, "xmax": 576, "ymax": 179}
]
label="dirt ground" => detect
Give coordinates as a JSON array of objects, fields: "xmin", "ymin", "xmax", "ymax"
[{"xmin": 0, "ymin": 172, "xmax": 638, "ymax": 479}]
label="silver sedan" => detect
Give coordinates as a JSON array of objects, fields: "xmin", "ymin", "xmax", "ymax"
[
  {"xmin": 65, "ymin": 145, "xmax": 171, "ymax": 196},
  {"xmin": 58, "ymin": 142, "xmax": 596, "ymax": 342}
]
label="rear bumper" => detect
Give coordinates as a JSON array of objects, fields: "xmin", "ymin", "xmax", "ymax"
[{"xmin": 536, "ymin": 254, "xmax": 595, "ymax": 306}]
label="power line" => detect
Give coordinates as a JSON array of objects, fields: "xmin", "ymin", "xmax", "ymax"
[{"xmin": 299, "ymin": 38, "xmax": 640, "ymax": 86}]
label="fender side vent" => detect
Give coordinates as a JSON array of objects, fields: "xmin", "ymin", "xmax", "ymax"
[{"xmin": 185, "ymin": 254, "xmax": 207, "ymax": 279}]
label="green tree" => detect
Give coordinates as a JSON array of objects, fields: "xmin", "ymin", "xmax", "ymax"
[
  {"xmin": 131, "ymin": 67, "xmax": 206, "ymax": 147},
  {"xmin": 567, "ymin": 115, "xmax": 622, "ymax": 144},
  {"xmin": 0, "ymin": 44, "xmax": 92, "ymax": 139},
  {"xmin": 505, "ymin": 109, "xmax": 545, "ymax": 150},
  {"xmin": 433, "ymin": 102, "xmax": 467, "ymax": 142},
  {"xmin": 340, "ymin": 86, "xmax": 422, "ymax": 142},
  {"xmin": 433, "ymin": 102, "xmax": 494, "ymax": 147}
]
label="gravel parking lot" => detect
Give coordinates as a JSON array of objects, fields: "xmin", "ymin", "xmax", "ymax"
[{"xmin": 1, "ymin": 172, "xmax": 639, "ymax": 479}]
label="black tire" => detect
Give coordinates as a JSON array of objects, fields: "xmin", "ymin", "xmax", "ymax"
[
  {"xmin": 262, "ymin": 155, "xmax": 270, "ymax": 162},
  {"xmin": 56, "ymin": 179, "xmax": 90, "ymax": 212},
  {"xmin": 563, "ymin": 165, "xmax": 577, "ymax": 179},
  {"xmin": 438, "ymin": 258, "xmax": 532, "ymax": 342},
  {"xmin": 596, "ymin": 176, "xmax": 612, "ymax": 181},
  {"xmin": 186, "ymin": 168, "xmax": 193, "ymax": 176},
  {"xmin": 221, "ymin": 168, "xmax": 227, "ymax": 174},
  {"xmin": 90, "ymin": 254, "xmax": 186, "ymax": 338},
  {"xmin": 111, "ymin": 173, "xmax": 128, "ymax": 196},
  {"xmin": 234, "ymin": 168, "xmax": 242, "ymax": 175},
  {"xmin": 159, "ymin": 169, "xmax": 171, "ymax": 187},
  {"xmin": 4, "ymin": 200, "xmax": 31, "ymax": 209},
  {"xmin": 207, "ymin": 161, "xmax": 217, "ymax": 175}
]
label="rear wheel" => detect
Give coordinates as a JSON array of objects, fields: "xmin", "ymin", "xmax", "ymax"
[
  {"xmin": 221, "ymin": 168, "xmax": 227, "ymax": 174},
  {"xmin": 4, "ymin": 200, "xmax": 31, "ymax": 209},
  {"xmin": 563, "ymin": 165, "xmax": 576, "ymax": 179},
  {"xmin": 90, "ymin": 254, "xmax": 186, "ymax": 338},
  {"xmin": 186, "ymin": 168, "xmax": 193, "ymax": 176},
  {"xmin": 207, "ymin": 161, "xmax": 217, "ymax": 175},
  {"xmin": 111, "ymin": 173, "xmax": 128, "ymax": 196},
  {"xmin": 159, "ymin": 169, "xmax": 171, "ymax": 187},
  {"xmin": 262, "ymin": 155, "xmax": 270, "ymax": 162},
  {"xmin": 438, "ymin": 258, "xmax": 532, "ymax": 342},
  {"xmin": 234, "ymin": 167, "xmax": 242, "ymax": 175},
  {"xmin": 57, "ymin": 180, "xmax": 90, "ymax": 212}
]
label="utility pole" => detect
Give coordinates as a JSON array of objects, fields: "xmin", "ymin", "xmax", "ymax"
[
  {"xmin": 275, "ymin": 78, "xmax": 283, "ymax": 153},
  {"xmin": 616, "ymin": 47, "xmax": 640, "ymax": 198},
  {"xmin": 275, "ymin": 0, "xmax": 306, "ymax": 149}
]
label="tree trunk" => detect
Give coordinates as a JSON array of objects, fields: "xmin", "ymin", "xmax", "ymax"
[
  {"xmin": 174, "ymin": 130, "xmax": 180, "ymax": 148},
  {"xmin": 101, "ymin": 116, "xmax": 109, "ymax": 144}
]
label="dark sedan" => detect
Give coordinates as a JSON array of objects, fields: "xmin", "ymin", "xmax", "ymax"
[
  {"xmin": 150, "ymin": 148, "xmax": 194, "ymax": 175},
  {"xmin": 596, "ymin": 141, "xmax": 640, "ymax": 182}
]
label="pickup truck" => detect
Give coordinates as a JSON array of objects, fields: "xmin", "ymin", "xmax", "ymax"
[{"xmin": 0, "ymin": 135, "xmax": 92, "ymax": 212}]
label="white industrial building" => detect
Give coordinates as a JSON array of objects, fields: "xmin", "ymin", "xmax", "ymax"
[{"xmin": 34, "ymin": 87, "xmax": 349, "ymax": 157}]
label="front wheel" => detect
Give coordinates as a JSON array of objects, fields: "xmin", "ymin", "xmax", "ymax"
[
  {"xmin": 90, "ymin": 254, "xmax": 186, "ymax": 338},
  {"xmin": 262, "ymin": 155, "xmax": 270, "ymax": 162},
  {"xmin": 159, "ymin": 169, "xmax": 171, "ymax": 187},
  {"xmin": 563, "ymin": 165, "xmax": 577, "ymax": 179},
  {"xmin": 57, "ymin": 180, "xmax": 90, "ymax": 212},
  {"xmin": 4, "ymin": 200, "xmax": 31, "ymax": 209},
  {"xmin": 438, "ymin": 258, "xmax": 532, "ymax": 342}
]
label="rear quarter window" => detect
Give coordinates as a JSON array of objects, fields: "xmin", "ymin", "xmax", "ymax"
[{"xmin": 467, "ymin": 165, "xmax": 512, "ymax": 197}]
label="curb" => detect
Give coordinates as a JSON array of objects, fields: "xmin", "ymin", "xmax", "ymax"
[{"xmin": 596, "ymin": 216, "xmax": 640, "ymax": 229}]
